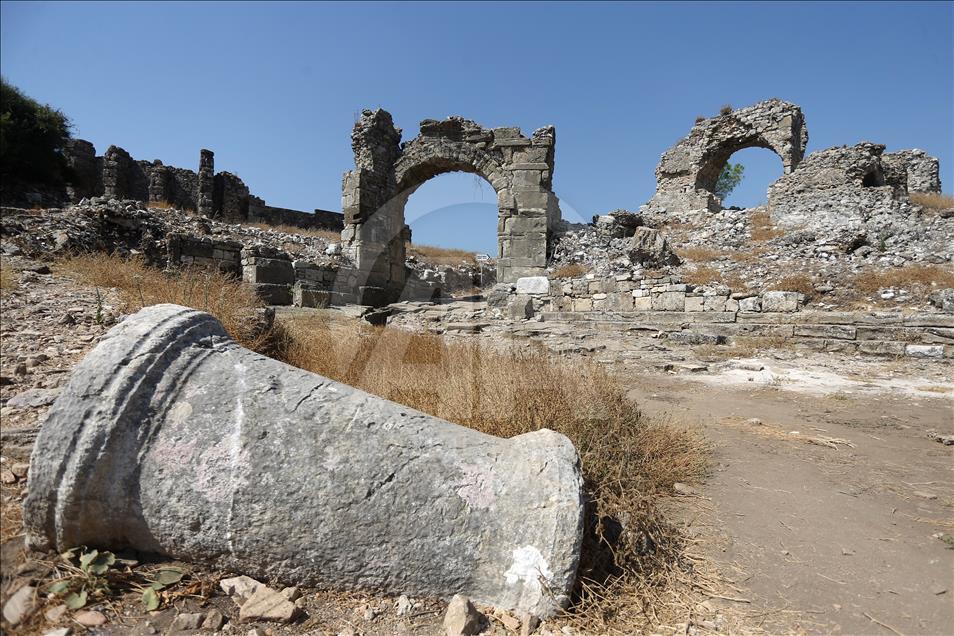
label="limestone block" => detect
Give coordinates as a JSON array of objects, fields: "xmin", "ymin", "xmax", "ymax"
[
  {"xmin": 905, "ymin": 344, "xmax": 944, "ymax": 358},
  {"xmin": 515, "ymin": 276, "xmax": 549, "ymax": 295},
  {"xmin": 243, "ymin": 258, "xmax": 295, "ymax": 285},
  {"xmin": 508, "ymin": 295, "xmax": 534, "ymax": 320},
  {"xmin": 294, "ymin": 285, "xmax": 330, "ymax": 309},
  {"xmin": 252, "ymin": 284, "xmax": 292, "ymax": 306},
  {"xmin": 652, "ymin": 291, "xmax": 686, "ymax": 311},
  {"xmin": 685, "ymin": 296, "xmax": 705, "ymax": 312},
  {"xmin": 761, "ymin": 291, "xmax": 803, "ymax": 313},
  {"xmin": 572, "ymin": 297, "xmax": 593, "ymax": 312},
  {"xmin": 703, "ymin": 296, "xmax": 728, "ymax": 312},
  {"xmin": 739, "ymin": 297, "xmax": 761, "ymax": 313},
  {"xmin": 633, "ymin": 296, "xmax": 652, "ymax": 311},
  {"xmin": 725, "ymin": 299, "xmax": 740, "ymax": 312},
  {"xmin": 793, "ymin": 324, "xmax": 856, "ymax": 340},
  {"xmin": 24, "ymin": 305, "xmax": 584, "ymax": 618}
]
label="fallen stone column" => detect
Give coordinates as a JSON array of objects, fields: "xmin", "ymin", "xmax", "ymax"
[{"xmin": 24, "ymin": 304, "xmax": 584, "ymax": 617}]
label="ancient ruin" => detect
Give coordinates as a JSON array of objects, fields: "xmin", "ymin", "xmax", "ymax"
[
  {"xmin": 63, "ymin": 140, "xmax": 343, "ymax": 231},
  {"xmin": 342, "ymin": 110, "xmax": 559, "ymax": 303},
  {"xmin": 645, "ymin": 99, "xmax": 808, "ymax": 216}
]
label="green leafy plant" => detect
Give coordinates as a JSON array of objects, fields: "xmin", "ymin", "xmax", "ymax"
[
  {"xmin": 0, "ymin": 78, "xmax": 72, "ymax": 186},
  {"xmin": 45, "ymin": 546, "xmax": 184, "ymax": 612},
  {"xmin": 715, "ymin": 162, "xmax": 745, "ymax": 201}
]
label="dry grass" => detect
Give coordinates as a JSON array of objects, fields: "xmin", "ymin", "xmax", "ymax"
[
  {"xmin": 771, "ymin": 274, "xmax": 815, "ymax": 297},
  {"xmin": 146, "ymin": 200, "xmax": 194, "ymax": 212},
  {"xmin": 910, "ymin": 191, "xmax": 954, "ymax": 211},
  {"xmin": 406, "ymin": 243, "xmax": 478, "ymax": 266},
  {"xmin": 278, "ymin": 314, "xmax": 710, "ymax": 632},
  {"xmin": 678, "ymin": 246, "xmax": 723, "ymax": 263},
  {"xmin": 749, "ymin": 210, "xmax": 784, "ymax": 242},
  {"xmin": 56, "ymin": 254, "xmax": 278, "ymax": 354},
  {"xmin": 682, "ymin": 265, "xmax": 722, "ymax": 285},
  {"xmin": 247, "ymin": 222, "xmax": 341, "ymax": 241},
  {"xmin": 0, "ymin": 259, "xmax": 17, "ymax": 294},
  {"xmin": 725, "ymin": 247, "xmax": 766, "ymax": 264},
  {"xmin": 853, "ymin": 265, "xmax": 954, "ymax": 295},
  {"xmin": 551, "ymin": 263, "xmax": 588, "ymax": 279}
]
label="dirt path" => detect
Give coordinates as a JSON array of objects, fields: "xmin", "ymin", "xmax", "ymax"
[{"xmin": 626, "ymin": 372, "xmax": 954, "ymax": 635}]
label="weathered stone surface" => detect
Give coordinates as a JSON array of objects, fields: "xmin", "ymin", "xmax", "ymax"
[
  {"xmin": 24, "ymin": 304, "xmax": 584, "ymax": 618},
  {"xmin": 628, "ymin": 227, "xmax": 680, "ymax": 267},
  {"xmin": 171, "ymin": 612, "xmax": 205, "ymax": 631},
  {"xmin": 239, "ymin": 586, "xmax": 299, "ymax": 623},
  {"xmin": 761, "ymin": 291, "xmax": 802, "ymax": 313},
  {"xmin": 645, "ymin": 99, "xmax": 808, "ymax": 216},
  {"xmin": 515, "ymin": 276, "xmax": 549, "ymax": 295}
]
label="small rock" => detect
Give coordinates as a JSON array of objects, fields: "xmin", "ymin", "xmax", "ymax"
[
  {"xmin": 519, "ymin": 612, "xmax": 541, "ymax": 636},
  {"xmin": 170, "ymin": 612, "xmax": 204, "ymax": 631},
  {"xmin": 913, "ymin": 491, "xmax": 938, "ymax": 500},
  {"xmin": 11, "ymin": 462, "xmax": 29, "ymax": 479},
  {"xmin": 238, "ymin": 585, "xmax": 299, "ymax": 623},
  {"xmin": 2, "ymin": 585, "xmax": 36, "ymax": 626},
  {"xmin": 45, "ymin": 603, "xmax": 68, "ymax": 622},
  {"xmin": 74, "ymin": 609, "xmax": 107, "ymax": 626},
  {"xmin": 247, "ymin": 630, "xmax": 267, "ymax": 636},
  {"xmin": 0, "ymin": 468, "xmax": 16, "ymax": 484},
  {"xmin": 495, "ymin": 610, "xmax": 521, "ymax": 631},
  {"xmin": 395, "ymin": 594, "xmax": 412, "ymax": 616},
  {"xmin": 673, "ymin": 482, "xmax": 697, "ymax": 496},
  {"xmin": 220, "ymin": 575, "xmax": 265, "ymax": 604},
  {"xmin": 42, "ymin": 629, "xmax": 71, "ymax": 636},
  {"xmin": 443, "ymin": 594, "xmax": 482, "ymax": 636},
  {"xmin": 280, "ymin": 586, "xmax": 300, "ymax": 601},
  {"xmin": 202, "ymin": 608, "xmax": 226, "ymax": 631},
  {"xmin": 6, "ymin": 387, "xmax": 60, "ymax": 408}
]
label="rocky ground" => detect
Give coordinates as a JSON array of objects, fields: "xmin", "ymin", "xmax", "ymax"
[
  {"xmin": 2, "ymin": 255, "xmax": 952, "ymax": 636},
  {"xmin": 549, "ymin": 203, "xmax": 954, "ymax": 312}
]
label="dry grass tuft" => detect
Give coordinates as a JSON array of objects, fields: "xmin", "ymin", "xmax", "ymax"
[
  {"xmin": 679, "ymin": 246, "xmax": 723, "ymax": 263},
  {"xmin": 0, "ymin": 259, "xmax": 17, "ymax": 294},
  {"xmin": 551, "ymin": 263, "xmax": 588, "ymax": 279},
  {"xmin": 57, "ymin": 254, "xmax": 279, "ymax": 354},
  {"xmin": 697, "ymin": 334, "xmax": 792, "ymax": 360},
  {"xmin": 719, "ymin": 104, "xmax": 733, "ymax": 116},
  {"xmin": 682, "ymin": 265, "xmax": 723, "ymax": 285},
  {"xmin": 749, "ymin": 210, "xmax": 784, "ymax": 242},
  {"xmin": 279, "ymin": 314, "xmax": 710, "ymax": 632},
  {"xmin": 771, "ymin": 274, "xmax": 815, "ymax": 297},
  {"xmin": 910, "ymin": 191, "xmax": 954, "ymax": 211},
  {"xmin": 853, "ymin": 265, "xmax": 954, "ymax": 295},
  {"xmin": 247, "ymin": 222, "xmax": 342, "ymax": 241},
  {"xmin": 406, "ymin": 243, "xmax": 478, "ymax": 266}
]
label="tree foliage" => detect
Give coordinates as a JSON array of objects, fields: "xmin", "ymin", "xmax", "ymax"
[
  {"xmin": 0, "ymin": 78, "xmax": 72, "ymax": 184},
  {"xmin": 715, "ymin": 162, "xmax": 744, "ymax": 201}
]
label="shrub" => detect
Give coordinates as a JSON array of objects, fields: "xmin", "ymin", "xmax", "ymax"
[
  {"xmin": 0, "ymin": 78, "xmax": 72, "ymax": 185},
  {"xmin": 719, "ymin": 104, "xmax": 733, "ymax": 116},
  {"xmin": 715, "ymin": 163, "xmax": 744, "ymax": 201}
]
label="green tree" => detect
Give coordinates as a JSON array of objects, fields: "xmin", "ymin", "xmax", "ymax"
[
  {"xmin": 715, "ymin": 162, "xmax": 744, "ymax": 201},
  {"xmin": 0, "ymin": 78, "xmax": 72, "ymax": 185}
]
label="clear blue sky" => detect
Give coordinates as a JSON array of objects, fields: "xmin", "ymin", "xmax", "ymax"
[{"xmin": 2, "ymin": 1, "xmax": 951, "ymax": 253}]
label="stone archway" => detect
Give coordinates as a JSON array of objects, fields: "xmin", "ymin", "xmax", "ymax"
[
  {"xmin": 646, "ymin": 99, "xmax": 808, "ymax": 214},
  {"xmin": 341, "ymin": 110, "xmax": 559, "ymax": 304}
]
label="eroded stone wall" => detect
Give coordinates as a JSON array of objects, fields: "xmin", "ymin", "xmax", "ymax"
[
  {"xmin": 882, "ymin": 149, "xmax": 942, "ymax": 193},
  {"xmin": 63, "ymin": 140, "xmax": 343, "ymax": 231}
]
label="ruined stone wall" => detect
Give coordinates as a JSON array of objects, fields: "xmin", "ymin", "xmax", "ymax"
[
  {"xmin": 63, "ymin": 140, "xmax": 340, "ymax": 227},
  {"xmin": 248, "ymin": 197, "xmax": 344, "ymax": 232},
  {"xmin": 882, "ymin": 149, "xmax": 942, "ymax": 193},
  {"xmin": 342, "ymin": 109, "xmax": 559, "ymax": 304},
  {"xmin": 767, "ymin": 143, "xmax": 911, "ymax": 232},
  {"xmin": 645, "ymin": 99, "xmax": 808, "ymax": 217}
]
